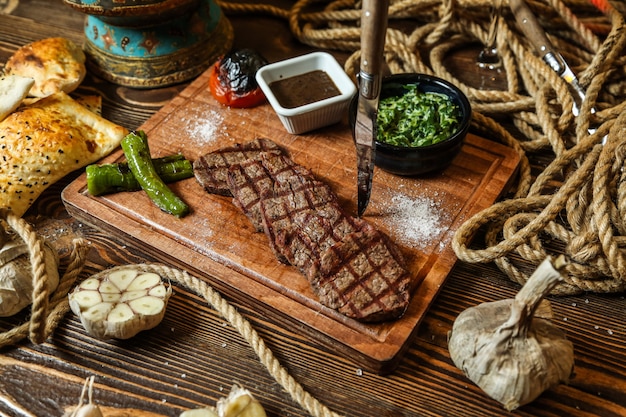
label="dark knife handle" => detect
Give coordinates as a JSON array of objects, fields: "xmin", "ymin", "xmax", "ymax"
[
  {"xmin": 509, "ymin": 0, "xmax": 559, "ymax": 61},
  {"xmin": 510, "ymin": 0, "xmax": 574, "ymax": 77},
  {"xmin": 359, "ymin": 0, "xmax": 389, "ymax": 98}
]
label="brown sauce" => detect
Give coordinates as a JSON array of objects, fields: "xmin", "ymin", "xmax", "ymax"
[{"xmin": 269, "ymin": 70, "xmax": 341, "ymax": 109}]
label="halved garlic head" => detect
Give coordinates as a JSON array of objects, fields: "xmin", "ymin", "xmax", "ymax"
[{"xmin": 69, "ymin": 268, "xmax": 171, "ymax": 340}]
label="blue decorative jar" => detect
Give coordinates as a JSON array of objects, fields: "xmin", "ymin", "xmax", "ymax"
[{"xmin": 64, "ymin": 0, "xmax": 233, "ymax": 87}]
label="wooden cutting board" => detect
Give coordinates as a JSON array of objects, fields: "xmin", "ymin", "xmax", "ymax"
[{"xmin": 62, "ymin": 67, "xmax": 520, "ymax": 375}]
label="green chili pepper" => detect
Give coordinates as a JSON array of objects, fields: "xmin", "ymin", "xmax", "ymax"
[
  {"xmin": 120, "ymin": 130, "xmax": 190, "ymax": 217},
  {"xmin": 86, "ymin": 154, "xmax": 193, "ymax": 196}
]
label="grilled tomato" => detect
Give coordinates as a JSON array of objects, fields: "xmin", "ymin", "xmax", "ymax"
[{"xmin": 209, "ymin": 49, "xmax": 268, "ymax": 108}]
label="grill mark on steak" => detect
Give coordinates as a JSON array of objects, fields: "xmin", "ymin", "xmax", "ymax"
[
  {"xmin": 276, "ymin": 208, "xmax": 409, "ymax": 321},
  {"xmin": 227, "ymin": 155, "xmax": 277, "ymax": 231},
  {"xmin": 259, "ymin": 183, "xmax": 337, "ymax": 260},
  {"xmin": 317, "ymin": 228, "xmax": 411, "ymax": 322},
  {"xmin": 193, "ymin": 138, "xmax": 283, "ymax": 196},
  {"xmin": 275, "ymin": 204, "xmax": 363, "ymax": 279},
  {"xmin": 228, "ymin": 152, "xmax": 337, "ymax": 262},
  {"xmin": 228, "ymin": 151, "xmax": 336, "ymax": 230}
]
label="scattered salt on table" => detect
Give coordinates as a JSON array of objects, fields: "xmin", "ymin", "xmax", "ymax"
[
  {"xmin": 183, "ymin": 109, "xmax": 225, "ymax": 146},
  {"xmin": 381, "ymin": 191, "xmax": 447, "ymax": 247}
]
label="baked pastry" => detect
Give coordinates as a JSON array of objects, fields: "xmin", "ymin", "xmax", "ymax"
[
  {"xmin": 4, "ymin": 37, "xmax": 86, "ymax": 98},
  {"xmin": 0, "ymin": 91, "xmax": 128, "ymax": 217},
  {"xmin": 0, "ymin": 75, "xmax": 34, "ymax": 122}
]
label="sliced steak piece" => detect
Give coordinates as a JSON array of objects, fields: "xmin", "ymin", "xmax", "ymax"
[
  {"xmin": 272, "ymin": 203, "xmax": 362, "ymax": 280},
  {"xmin": 203, "ymin": 139, "xmax": 412, "ymax": 322},
  {"xmin": 193, "ymin": 138, "xmax": 283, "ymax": 196},
  {"xmin": 226, "ymin": 155, "xmax": 277, "ymax": 232},
  {"xmin": 275, "ymin": 209, "xmax": 410, "ymax": 321},
  {"xmin": 316, "ymin": 227, "xmax": 411, "ymax": 322},
  {"xmin": 228, "ymin": 151, "xmax": 337, "ymax": 233},
  {"xmin": 258, "ymin": 183, "xmax": 338, "ymax": 260}
]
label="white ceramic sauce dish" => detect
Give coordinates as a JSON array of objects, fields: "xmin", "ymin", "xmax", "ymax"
[{"xmin": 256, "ymin": 51, "xmax": 357, "ymax": 134}]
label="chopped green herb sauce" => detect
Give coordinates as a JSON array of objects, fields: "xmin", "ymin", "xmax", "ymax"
[{"xmin": 376, "ymin": 85, "xmax": 461, "ymax": 147}]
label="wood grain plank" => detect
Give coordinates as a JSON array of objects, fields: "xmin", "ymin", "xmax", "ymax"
[
  {"xmin": 5, "ymin": 3, "xmax": 624, "ymax": 416},
  {"xmin": 62, "ymin": 65, "xmax": 520, "ymax": 374}
]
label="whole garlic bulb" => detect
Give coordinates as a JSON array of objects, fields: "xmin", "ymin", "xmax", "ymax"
[
  {"xmin": 447, "ymin": 256, "xmax": 574, "ymax": 411},
  {"xmin": 0, "ymin": 235, "xmax": 59, "ymax": 317}
]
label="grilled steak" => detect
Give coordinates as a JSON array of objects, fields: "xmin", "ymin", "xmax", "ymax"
[
  {"xmin": 316, "ymin": 227, "xmax": 411, "ymax": 322},
  {"xmin": 193, "ymin": 138, "xmax": 283, "ymax": 196},
  {"xmin": 227, "ymin": 152, "xmax": 336, "ymax": 232},
  {"xmin": 272, "ymin": 203, "xmax": 359, "ymax": 279},
  {"xmin": 275, "ymin": 206, "xmax": 410, "ymax": 321},
  {"xmin": 198, "ymin": 138, "xmax": 412, "ymax": 322}
]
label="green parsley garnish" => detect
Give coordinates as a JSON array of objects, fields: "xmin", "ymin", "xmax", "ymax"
[{"xmin": 376, "ymin": 85, "xmax": 461, "ymax": 147}]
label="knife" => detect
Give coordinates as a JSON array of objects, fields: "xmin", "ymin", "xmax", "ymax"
[
  {"xmin": 509, "ymin": 0, "xmax": 589, "ymax": 118},
  {"xmin": 354, "ymin": 0, "xmax": 389, "ymax": 217}
]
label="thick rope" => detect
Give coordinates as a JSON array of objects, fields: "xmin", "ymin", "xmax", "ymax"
[
  {"xmin": 0, "ymin": 215, "xmax": 339, "ymax": 416},
  {"xmin": 3, "ymin": 210, "xmax": 49, "ymax": 343},
  {"xmin": 0, "ymin": 209, "xmax": 89, "ymax": 347},
  {"xmin": 216, "ymin": 0, "xmax": 626, "ymax": 294},
  {"xmin": 88, "ymin": 264, "xmax": 344, "ymax": 417}
]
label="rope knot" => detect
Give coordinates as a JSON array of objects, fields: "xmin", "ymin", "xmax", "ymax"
[{"xmin": 566, "ymin": 232, "xmax": 602, "ymax": 264}]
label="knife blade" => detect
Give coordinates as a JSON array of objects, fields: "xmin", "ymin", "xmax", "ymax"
[{"xmin": 355, "ymin": 0, "xmax": 389, "ymax": 217}]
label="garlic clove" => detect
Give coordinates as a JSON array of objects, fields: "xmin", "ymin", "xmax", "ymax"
[
  {"xmin": 69, "ymin": 267, "xmax": 171, "ymax": 340},
  {"xmin": 126, "ymin": 272, "xmax": 161, "ymax": 290},
  {"xmin": 128, "ymin": 296, "xmax": 166, "ymax": 315},
  {"xmin": 120, "ymin": 289, "xmax": 149, "ymax": 302},
  {"xmin": 107, "ymin": 303, "xmax": 134, "ymax": 323},
  {"xmin": 448, "ymin": 256, "xmax": 574, "ymax": 411},
  {"xmin": 180, "ymin": 408, "xmax": 219, "ymax": 417},
  {"xmin": 216, "ymin": 385, "xmax": 267, "ymax": 417},
  {"xmin": 79, "ymin": 278, "xmax": 101, "ymax": 291},
  {"xmin": 107, "ymin": 268, "xmax": 138, "ymax": 291},
  {"xmin": 70, "ymin": 290, "xmax": 103, "ymax": 310},
  {"xmin": 149, "ymin": 284, "xmax": 169, "ymax": 297},
  {"xmin": 180, "ymin": 385, "xmax": 267, "ymax": 417}
]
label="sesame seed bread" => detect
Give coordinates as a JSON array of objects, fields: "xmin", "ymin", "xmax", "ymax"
[
  {"xmin": 4, "ymin": 37, "xmax": 86, "ymax": 98},
  {"xmin": 0, "ymin": 91, "xmax": 128, "ymax": 217}
]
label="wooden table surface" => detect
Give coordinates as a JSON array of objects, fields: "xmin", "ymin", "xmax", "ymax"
[{"xmin": 1, "ymin": 1, "xmax": 625, "ymax": 416}]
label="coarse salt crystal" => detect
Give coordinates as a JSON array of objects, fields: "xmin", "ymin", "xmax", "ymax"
[
  {"xmin": 184, "ymin": 109, "xmax": 224, "ymax": 146},
  {"xmin": 382, "ymin": 192, "xmax": 446, "ymax": 247}
]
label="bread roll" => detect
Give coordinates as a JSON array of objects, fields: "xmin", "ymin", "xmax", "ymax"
[{"xmin": 4, "ymin": 37, "xmax": 86, "ymax": 98}]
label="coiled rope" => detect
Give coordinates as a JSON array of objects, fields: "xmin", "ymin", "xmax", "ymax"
[
  {"xmin": 219, "ymin": 0, "xmax": 626, "ymax": 295},
  {"xmin": 94, "ymin": 263, "xmax": 345, "ymax": 417},
  {"xmin": 0, "ymin": 211, "xmax": 342, "ymax": 416}
]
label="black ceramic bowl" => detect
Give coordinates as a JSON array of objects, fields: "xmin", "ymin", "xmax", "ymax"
[{"xmin": 350, "ymin": 73, "xmax": 471, "ymax": 176}]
